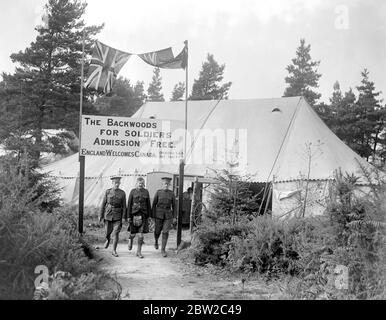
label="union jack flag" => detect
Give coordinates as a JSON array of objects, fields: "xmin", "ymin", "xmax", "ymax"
[
  {"xmin": 84, "ymin": 41, "xmax": 131, "ymax": 94},
  {"xmin": 138, "ymin": 43, "xmax": 188, "ymax": 69}
]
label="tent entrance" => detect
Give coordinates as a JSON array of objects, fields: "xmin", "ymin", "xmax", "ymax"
[
  {"xmin": 173, "ymin": 174, "xmax": 201, "ymax": 229},
  {"xmin": 174, "ymin": 176, "xmax": 219, "ymax": 232},
  {"xmin": 250, "ymin": 182, "xmax": 273, "ymax": 215}
]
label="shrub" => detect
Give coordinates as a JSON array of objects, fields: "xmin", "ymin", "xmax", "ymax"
[
  {"xmin": 206, "ymin": 169, "xmax": 259, "ymax": 225},
  {"xmin": 190, "ymin": 167, "xmax": 386, "ymax": 299},
  {"xmin": 0, "ymin": 203, "xmax": 98, "ymax": 299},
  {"xmin": 323, "ymin": 169, "xmax": 386, "ymax": 298},
  {"xmin": 226, "ymin": 215, "xmax": 315, "ymax": 277},
  {"xmin": 284, "ymin": 168, "xmax": 386, "ymax": 299},
  {"xmin": 34, "ymin": 271, "xmax": 122, "ymax": 300},
  {"xmin": 0, "ymin": 154, "xmax": 62, "ymax": 211},
  {"xmin": 191, "ymin": 215, "xmax": 251, "ymax": 266},
  {"xmin": 0, "ymin": 157, "xmax": 116, "ymax": 299}
]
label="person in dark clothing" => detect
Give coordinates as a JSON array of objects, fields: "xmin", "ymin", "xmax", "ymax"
[
  {"xmin": 151, "ymin": 177, "xmax": 176, "ymax": 257},
  {"xmin": 99, "ymin": 176, "xmax": 126, "ymax": 257},
  {"xmin": 182, "ymin": 187, "xmax": 193, "ymax": 227},
  {"xmin": 125, "ymin": 177, "xmax": 151, "ymax": 258}
]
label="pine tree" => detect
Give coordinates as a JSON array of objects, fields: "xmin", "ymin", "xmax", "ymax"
[
  {"xmin": 325, "ymin": 81, "xmax": 344, "ymax": 130},
  {"xmin": 147, "ymin": 67, "xmax": 164, "ymax": 102},
  {"xmin": 313, "ymin": 101, "xmax": 333, "ymax": 127},
  {"xmin": 331, "ymin": 81, "xmax": 343, "ymax": 107},
  {"xmin": 95, "ymin": 77, "xmax": 146, "ymax": 117},
  {"xmin": 207, "ymin": 169, "xmax": 258, "ymax": 225},
  {"xmin": 283, "ymin": 39, "xmax": 321, "ymax": 106},
  {"xmin": 337, "ymin": 88, "xmax": 358, "ymax": 147},
  {"xmin": 171, "ymin": 82, "xmax": 185, "ymax": 101},
  {"xmin": 354, "ymin": 69, "xmax": 385, "ymax": 161},
  {"xmin": 326, "ymin": 84, "xmax": 358, "ymax": 150},
  {"xmin": 378, "ymin": 115, "xmax": 386, "ymax": 164},
  {"xmin": 325, "ymin": 72, "xmax": 386, "ymax": 163},
  {"xmin": 0, "ymin": 0, "xmax": 102, "ymax": 164},
  {"xmin": 190, "ymin": 54, "xmax": 232, "ymax": 100},
  {"xmin": 132, "ymin": 81, "xmax": 147, "ymax": 110}
]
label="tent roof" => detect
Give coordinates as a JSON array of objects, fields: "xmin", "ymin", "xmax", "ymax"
[
  {"xmin": 131, "ymin": 96, "xmax": 376, "ymax": 183},
  {"xmin": 43, "ymin": 96, "xmax": 377, "ymax": 184}
]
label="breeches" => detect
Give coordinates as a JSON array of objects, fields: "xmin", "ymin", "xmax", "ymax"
[
  {"xmin": 105, "ymin": 220, "xmax": 122, "ymax": 240},
  {"xmin": 154, "ymin": 218, "xmax": 173, "ymax": 235}
]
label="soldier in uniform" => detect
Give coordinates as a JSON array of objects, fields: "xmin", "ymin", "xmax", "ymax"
[
  {"xmin": 99, "ymin": 175, "xmax": 126, "ymax": 257},
  {"xmin": 125, "ymin": 177, "xmax": 151, "ymax": 258},
  {"xmin": 151, "ymin": 176, "xmax": 176, "ymax": 257},
  {"xmin": 183, "ymin": 187, "xmax": 193, "ymax": 201}
]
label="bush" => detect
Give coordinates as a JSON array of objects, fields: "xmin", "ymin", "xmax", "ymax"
[
  {"xmin": 190, "ymin": 168, "xmax": 386, "ymax": 299},
  {"xmin": 206, "ymin": 169, "xmax": 259, "ymax": 224},
  {"xmin": 0, "ymin": 202, "xmax": 98, "ymax": 299},
  {"xmin": 323, "ymin": 169, "xmax": 386, "ymax": 298},
  {"xmin": 227, "ymin": 215, "xmax": 305, "ymax": 277},
  {"xmin": 192, "ymin": 216, "xmax": 251, "ymax": 266},
  {"xmin": 0, "ymin": 157, "xmax": 118, "ymax": 299},
  {"xmin": 34, "ymin": 271, "xmax": 122, "ymax": 300},
  {"xmin": 0, "ymin": 154, "xmax": 62, "ymax": 211},
  {"xmin": 284, "ymin": 168, "xmax": 386, "ymax": 299}
]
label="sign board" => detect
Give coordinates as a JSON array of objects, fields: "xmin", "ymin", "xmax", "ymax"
[{"xmin": 80, "ymin": 115, "xmax": 184, "ymax": 161}]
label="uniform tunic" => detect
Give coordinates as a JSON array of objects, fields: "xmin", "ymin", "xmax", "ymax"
[
  {"xmin": 151, "ymin": 189, "xmax": 176, "ymax": 234},
  {"xmin": 125, "ymin": 187, "xmax": 151, "ymax": 234},
  {"xmin": 100, "ymin": 188, "xmax": 126, "ymax": 239}
]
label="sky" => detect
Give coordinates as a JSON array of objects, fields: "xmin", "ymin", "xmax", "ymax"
[{"xmin": 0, "ymin": 0, "xmax": 385, "ymax": 103}]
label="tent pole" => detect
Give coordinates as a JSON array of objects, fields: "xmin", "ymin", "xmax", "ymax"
[
  {"xmin": 263, "ymin": 183, "xmax": 273, "ymax": 215},
  {"xmin": 78, "ymin": 29, "xmax": 86, "ymax": 235}
]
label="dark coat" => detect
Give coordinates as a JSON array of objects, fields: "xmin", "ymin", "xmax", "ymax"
[
  {"xmin": 151, "ymin": 189, "xmax": 176, "ymax": 220},
  {"xmin": 125, "ymin": 188, "xmax": 152, "ymax": 220},
  {"xmin": 125, "ymin": 187, "xmax": 151, "ymax": 234},
  {"xmin": 100, "ymin": 188, "xmax": 126, "ymax": 221}
]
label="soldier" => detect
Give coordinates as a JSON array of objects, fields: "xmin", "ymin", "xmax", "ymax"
[
  {"xmin": 182, "ymin": 187, "xmax": 193, "ymax": 227},
  {"xmin": 99, "ymin": 175, "xmax": 126, "ymax": 257},
  {"xmin": 183, "ymin": 187, "xmax": 193, "ymax": 201},
  {"xmin": 125, "ymin": 177, "xmax": 151, "ymax": 258},
  {"xmin": 151, "ymin": 176, "xmax": 176, "ymax": 257}
]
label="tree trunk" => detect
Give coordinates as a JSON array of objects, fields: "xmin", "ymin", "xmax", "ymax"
[{"xmin": 32, "ymin": 105, "xmax": 45, "ymax": 166}]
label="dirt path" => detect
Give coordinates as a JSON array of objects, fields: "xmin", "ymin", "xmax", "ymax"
[{"xmin": 93, "ymin": 230, "xmax": 283, "ymax": 300}]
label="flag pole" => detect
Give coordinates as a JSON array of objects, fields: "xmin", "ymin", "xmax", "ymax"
[
  {"xmin": 184, "ymin": 40, "xmax": 188, "ymax": 157},
  {"xmin": 78, "ymin": 29, "xmax": 86, "ymax": 235},
  {"xmin": 177, "ymin": 40, "xmax": 188, "ymax": 247}
]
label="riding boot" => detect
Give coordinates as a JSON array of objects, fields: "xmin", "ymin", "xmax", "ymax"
[
  {"xmin": 128, "ymin": 235, "xmax": 134, "ymax": 251},
  {"xmin": 104, "ymin": 238, "xmax": 110, "ymax": 249},
  {"xmin": 136, "ymin": 236, "xmax": 144, "ymax": 258},
  {"xmin": 161, "ymin": 232, "xmax": 169, "ymax": 257},
  {"xmin": 154, "ymin": 233, "xmax": 160, "ymax": 250}
]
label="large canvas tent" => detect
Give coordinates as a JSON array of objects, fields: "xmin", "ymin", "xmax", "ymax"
[{"xmin": 42, "ymin": 96, "xmax": 378, "ymax": 216}]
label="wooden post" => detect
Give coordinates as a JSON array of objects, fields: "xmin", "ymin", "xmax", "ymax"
[
  {"xmin": 78, "ymin": 30, "xmax": 86, "ymax": 235},
  {"xmin": 78, "ymin": 155, "xmax": 85, "ymax": 234},
  {"xmin": 177, "ymin": 159, "xmax": 184, "ymax": 246}
]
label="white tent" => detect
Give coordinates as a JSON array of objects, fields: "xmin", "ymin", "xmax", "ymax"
[{"xmin": 42, "ymin": 96, "xmax": 379, "ymax": 216}]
